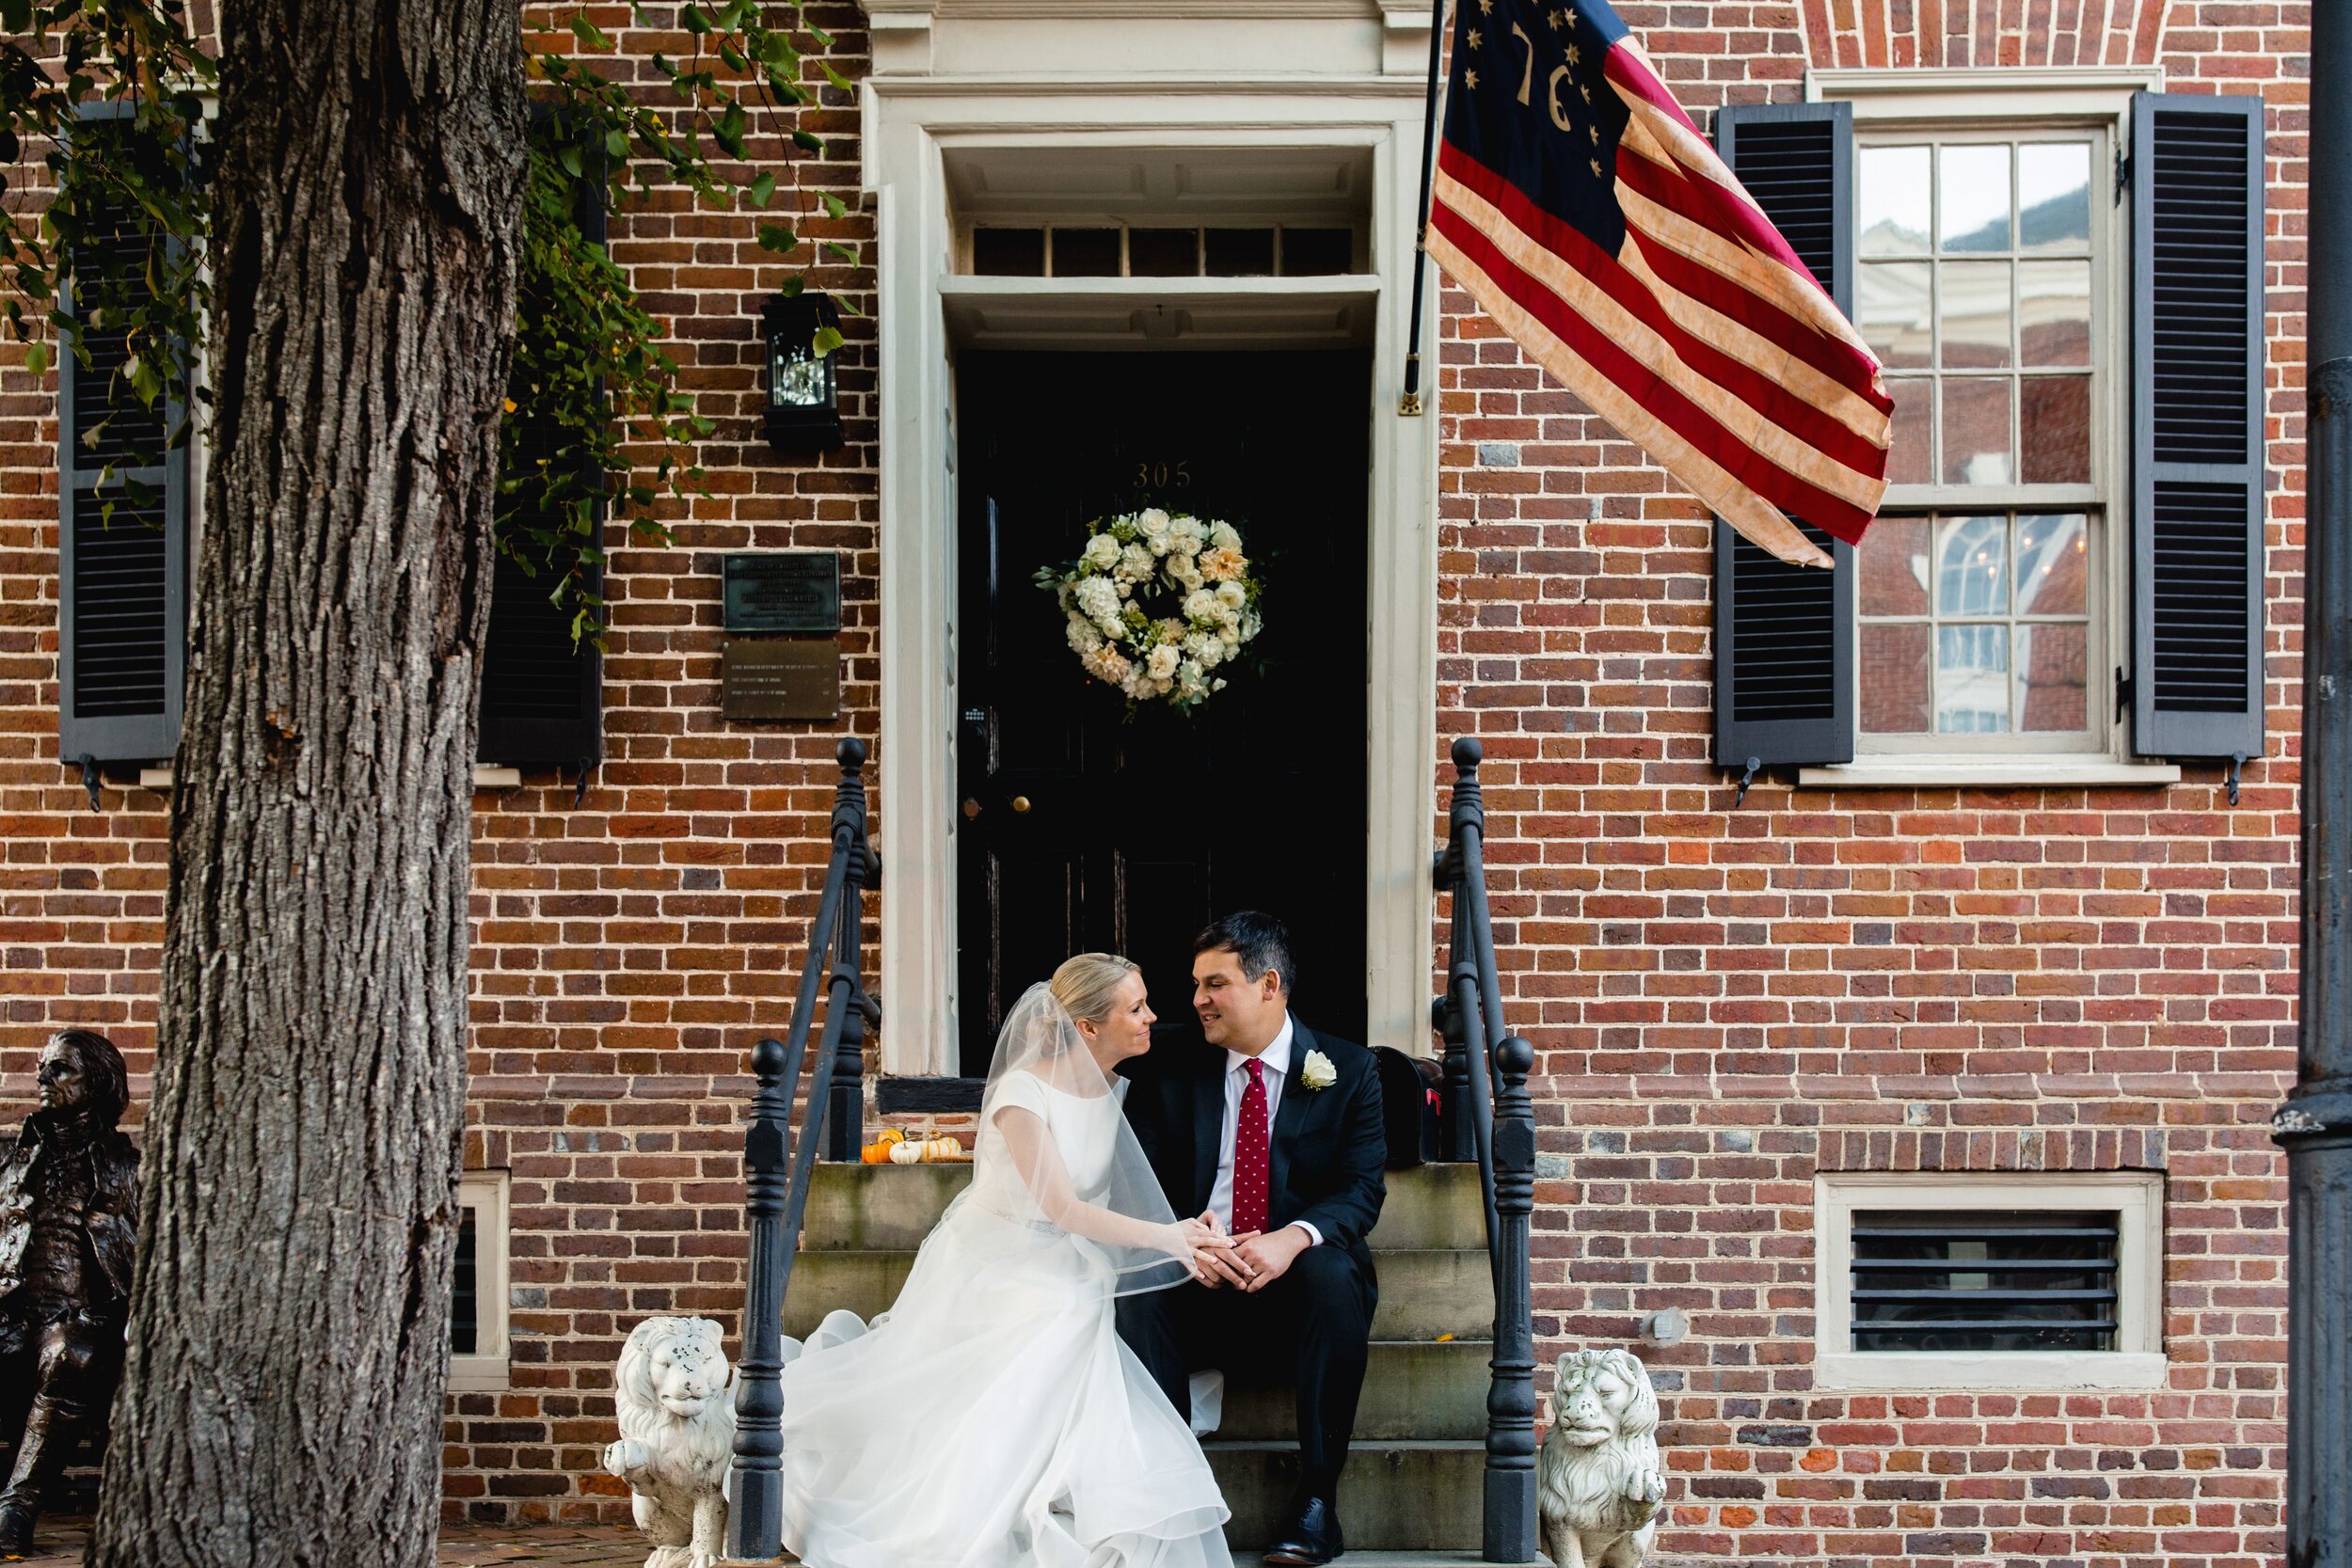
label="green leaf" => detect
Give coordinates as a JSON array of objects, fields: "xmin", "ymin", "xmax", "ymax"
[
  {"xmin": 569, "ymin": 13, "xmax": 612, "ymax": 49},
  {"xmin": 790, "ymin": 128, "xmax": 823, "ymax": 153},
  {"xmin": 819, "ymin": 192, "xmax": 847, "ymax": 221},
  {"xmin": 559, "ymin": 144, "xmax": 584, "ymax": 179},
  {"xmin": 747, "ymin": 171, "xmax": 776, "ymax": 208},
  {"xmin": 811, "ymin": 325, "xmax": 843, "ymax": 356},
  {"xmin": 605, "ymin": 128, "xmax": 628, "ymax": 159},
  {"xmin": 24, "ymin": 338, "xmax": 45, "ymax": 377},
  {"xmin": 756, "ymin": 222, "xmax": 798, "ymax": 253}
]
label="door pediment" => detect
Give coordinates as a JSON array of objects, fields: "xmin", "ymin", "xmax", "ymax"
[{"xmin": 862, "ymin": 0, "xmax": 1432, "ymax": 78}]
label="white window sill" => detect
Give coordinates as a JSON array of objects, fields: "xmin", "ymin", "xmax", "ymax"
[
  {"xmin": 135, "ymin": 765, "xmax": 526, "ymax": 791},
  {"xmin": 1797, "ymin": 758, "xmax": 2182, "ymax": 789},
  {"xmin": 1813, "ymin": 1350, "xmax": 2168, "ymax": 1391},
  {"xmin": 447, "ymin": 1354, "xmax": 512, "ymax": 1393}
]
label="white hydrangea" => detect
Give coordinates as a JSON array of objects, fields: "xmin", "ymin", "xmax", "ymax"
[
  {"xmin": 1215, "ymin": 579, "xmax": 1247, "ymax": 610},
  {"xmin": 1146, "ymin": 643, "xmax": 1182, "ymax": 681},
  {"xmin": 1208, "ymin": 520, "xmax": 1241, "ymax": 551},
  {"xmin": 1182, "ymin": 630, "xmax": 1224, "ymax": 670},
  {"xmin": 1238, "ymin": 609, "xmax": 1262, "ymax": 642},
  {"xmin": 1183, "ymin": 588, "xmax": 1220, "ymax": 623},
  {"xmin": 1117, "ymin": 542, "xmax": 1154, "ymax": 584},
  {"xmin": 1073, "ymin": 575, "xmax": 1123, "ymax": 633},
  {"xmin": 1083, "ymin": 643, "xmax": 1134, "ymax": 685},
  {"xmin": 1066, "ymin": 616, "xmax": 1104, "ymax": 655},
  {"xmin": 1083, "ymin": 532, "xmax": 1121, "ymax": 570}
]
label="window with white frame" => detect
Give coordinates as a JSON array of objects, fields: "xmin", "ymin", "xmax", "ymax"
[
  {"xmin": 1852, "ymin": 127, "xmax": 2112, "ymax": 753},
  {"xmin": 450, "ymin": 1170, "xmax": 511, "ymax": 1393},
  {"xmin": 1814, "ymin": 1171, "xmax": 2166, "ymax": 1390}
]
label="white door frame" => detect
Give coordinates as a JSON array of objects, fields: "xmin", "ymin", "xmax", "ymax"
[{"xmin": 862, "ymin": 44, "xmax": 1440, "ymax": 1076}]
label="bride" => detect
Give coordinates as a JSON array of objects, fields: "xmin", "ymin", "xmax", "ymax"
[{"xmin": 775, "ymin": 953, "xmax": 1238, "ymax": 1568}]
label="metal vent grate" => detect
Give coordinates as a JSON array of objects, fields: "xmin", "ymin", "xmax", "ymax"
[
  {"xmin": 69, "ymin": 489, "xmax": 169, "ymax": 719},
  {"xmin": 1720, "ymin": 119, "xmax": 1836, "ymax": 291},
  {"xmin": 2148, "ymin": 481, "xmax": 2252, "ymax": 712},
  {"xmin": 1851, "ymin": 1208, "xmax": 2120, "ymax": 1353},
  {"xmin": 1728, "ymin": 526, "xmax": 1838, "ymax": 722},
  {"xmin": 2147, "ymin": 110, "xmax": 2251, "ymax": 464}
]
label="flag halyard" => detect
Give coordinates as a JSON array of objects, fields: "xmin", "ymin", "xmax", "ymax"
[{"xmin": 1425, "ymin": 0, "xmax": 1893, "ymax": 568}]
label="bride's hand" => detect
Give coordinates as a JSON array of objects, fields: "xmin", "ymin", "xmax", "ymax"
[{"xmin": 1173, "ymin": 1217, "xmax": 1236, "ymax": 1282}]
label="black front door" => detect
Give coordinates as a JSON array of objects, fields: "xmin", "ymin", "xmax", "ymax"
[{"xmin": 955, "ymin": 350, "xmax": 1371, "ymax": 1076}]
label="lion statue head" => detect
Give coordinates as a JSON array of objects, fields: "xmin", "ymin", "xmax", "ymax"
[
  {"xmin": 1537, "ymin": 1348, "xmax": 1665, "ymax": 1568},
  {"xmin": 609, "ymin": 1315, "xmax": 737, "ymax": 1511}
]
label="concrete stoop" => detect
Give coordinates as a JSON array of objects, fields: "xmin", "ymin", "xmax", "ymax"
[{"xmin": 790, "ymin": 1163, "xmax": 1498, "ymax": 1557}]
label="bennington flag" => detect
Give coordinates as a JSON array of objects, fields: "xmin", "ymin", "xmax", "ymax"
[{"xmin": 1425, "ymin": 0, "xmax": 1894, "ymax": 567}]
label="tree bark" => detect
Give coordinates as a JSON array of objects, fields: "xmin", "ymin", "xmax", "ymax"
[{"xmin": 89, "ymin": 3, "xmax": 524, "ymax": 1564}]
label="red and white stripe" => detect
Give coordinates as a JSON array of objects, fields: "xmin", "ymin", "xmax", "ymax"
[{"xmin": 1425, "ymin": 38, "xmax": 1893, "ymax": 567}]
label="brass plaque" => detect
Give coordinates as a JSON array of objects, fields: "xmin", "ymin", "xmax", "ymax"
[
  {"xmin": 723, "ymin": 551, "xmax": 841, "ymax": 634},
  {"xmin": 722, "ymin": 640, "xmax": 840, "ymax": 721}
]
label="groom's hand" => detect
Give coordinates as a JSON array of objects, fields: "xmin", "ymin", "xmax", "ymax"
[
  {"xmin": 1195, "ymin": 1210, "xmax": 1253, "ymax": 1289},
  {"xmin": 1233, "ymin": 1225, "xmax": 1313, "ymax": 1292}
]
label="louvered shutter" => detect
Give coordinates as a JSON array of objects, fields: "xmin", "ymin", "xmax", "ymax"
[
  {"xmin": 57, "ymin": 110, "xmax": 190, "ymax": 767},
  {"xmin": 1710, "ymin": 103, "xmax": 1856, "ymax": 768},
  {"xmin": 2129, "ymin": 94, "xmax": 2265, "ymax": 761},
  {"xmin": 477, "ymin": 136, "xmax": 605, "ymax": 770}
]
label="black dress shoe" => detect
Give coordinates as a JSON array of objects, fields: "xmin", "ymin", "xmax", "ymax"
[{"xmin": 1263, "ymin": 1495, "xmax": 1344, "ymax": 1566}]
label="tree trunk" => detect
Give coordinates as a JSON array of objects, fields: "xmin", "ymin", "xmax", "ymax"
[{"xmin": 89, "ymin": 3, "xmax": 525, "ymax": 1564}]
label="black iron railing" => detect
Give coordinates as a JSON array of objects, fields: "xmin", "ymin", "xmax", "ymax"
[
  {"xmin": 725, "ymin": 737, "xmax": 879, "ymax": 1561},
  {"xmin": 1433, "ymin": 736, "xmax": 1539, "ymax": 1563}
]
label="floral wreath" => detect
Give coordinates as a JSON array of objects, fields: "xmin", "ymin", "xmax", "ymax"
[{"xmin": 1035, "ymin": 508, "xmax": 1263, "ymax": 712}]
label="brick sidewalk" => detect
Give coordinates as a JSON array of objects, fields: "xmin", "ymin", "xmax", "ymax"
[{"xmin": 4, "ymin": 1519, "xmax": 648, "ymax": 1566}]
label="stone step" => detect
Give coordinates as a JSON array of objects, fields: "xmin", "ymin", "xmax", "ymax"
[
  {"xmin": 782, "ymin": 1248, "xmax": 1495, "ymax": 1343},
  {"xmin": 1207, "ymin": 1440, "xmax": 1483, "ymax": 1552},
  {"xmin": 1235, "ymin": 1558, "xmax": 1540, "ymax": 1568},
  {"xmin": 799, "ymin": 1161, "xmax": 1487, "ymax": 1254},
  {"xmin": 1217, "ymin": 1339, "xmax": 1492, "ymax": 1442}
]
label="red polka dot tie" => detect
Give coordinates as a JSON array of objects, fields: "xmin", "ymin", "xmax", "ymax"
[{"xmin": 1232, "ymin": 1058, "xmax": 1270, "ymax": 1237}]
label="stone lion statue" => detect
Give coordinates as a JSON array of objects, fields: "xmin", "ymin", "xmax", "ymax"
[
  {"xmin": 1536, "ymin": 1347, "xmax": 1666, "ymax": 1568},
  {"xmin": 603, "ymin": 1316, "xmax": 736, "ymax": 1568}
]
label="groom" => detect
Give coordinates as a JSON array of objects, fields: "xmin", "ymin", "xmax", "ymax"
[{"xmin": 1118, "ymin": 911, "xmax": 1386, "ymax": 1567}]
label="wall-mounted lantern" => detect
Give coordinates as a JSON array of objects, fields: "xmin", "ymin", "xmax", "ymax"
[{"xmin": 762, "ymin": 291, "xmax": 843, "ymax": 452}]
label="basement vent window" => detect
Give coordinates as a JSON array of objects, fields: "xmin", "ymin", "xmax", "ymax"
[
  {"xmin": 966, "ymin": 224, "xmax": 1359, "ymax": 278},
  {"xmin": 449, "ymin": 1170, "xmax": 511, "ymax": 1393},
  {"xmin": 1814, "ymin": 1171, "xmax": 2165, "ymax": 1390}
]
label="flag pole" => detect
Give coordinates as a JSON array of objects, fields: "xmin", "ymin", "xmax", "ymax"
[{"xmin": 1399, "ymin": 0, "xmax": 1450, "ymax": 416}]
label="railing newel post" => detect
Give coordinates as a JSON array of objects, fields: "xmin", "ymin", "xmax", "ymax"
[
  {"xmin": 724, "ymin": 1037, "xmax": 793, "ymax": 1560},
  {"xmin": 1485, "ymin": 1033, "xmax": 1539, "ymax": 1562},
  {"xmin": 828, "ymin": 737, "xmax": 870, "ymax": 1162}
]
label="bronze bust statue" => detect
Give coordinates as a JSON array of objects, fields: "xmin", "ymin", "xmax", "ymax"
[{"xmin": 0, "ymin": 1029, "xmax": 137, "ymax": 1554}]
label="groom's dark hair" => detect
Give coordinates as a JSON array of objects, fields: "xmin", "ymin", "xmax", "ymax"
[{"xmin": 1193, "ymin": 911, "xmax": 1294, "ymax": 997}]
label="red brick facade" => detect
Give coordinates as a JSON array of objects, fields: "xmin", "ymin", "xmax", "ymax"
[{"xmin": 0, "ymin": 1, "xmax": 2310, "ymax": 1561}]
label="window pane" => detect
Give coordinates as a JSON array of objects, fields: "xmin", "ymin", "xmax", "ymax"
[
  {"xmin": 1205, "ymin": 228, "xmax": 1276, "ymax": 276},
  {"xmin": 2019, "ymin": 377, "xmax": 2091, "ymax": 484},
  {"xmin": 1940, "ymin": 145, "xmax": 2011, "ymax": 253},
  {"xmin": 2019, "ymin": 142, "xmax": 2093, "ymax": 253},
  {"xmin": 1940, "ymin": 261, "xmax": 2012, "ymax": 369},
  {"xmin": 973, "ymin": 228, "xmax": 1045, "ymax": 277},
  {"xmin": 1860, "ymin": 261, "xmax": 1932, "ymax": 369},
  {"xmin": 1860, "ymin": 623, "xmax": 1932, "ymax": 733},
  {"xmin": 1941, "ymin": 378, "xmax": 2012, "ymax": 485},
  {"xmin": 2014, "ymin": 514, "xmax": 2088, "ymax": 616},
  {"xmin": 2019, "ymin": 260, "xmax": 2091, "ymax": 366},
  {"xmin": 1280, "ymin": 228, "xmax": 1353, "ymax": 275},
  {"xmin": 1052, "ymin": 228, "xmax": 1120, "ymax": 277},
  {"xmin": 2016, "ymin": 624, "xmax": 2088, "ymax": 732},
  {"xmin": 1888, "ymin": 380, "xmax": 1933, "ymax": 484},
  {"xmin": 1860, "ymin": 146, "xmax": 1932, "ymax": 256},
  {"xmin": 1935, "ymin": 515, "xmax": 2009, "ymax": 616},
  {"xmin": 1937, "ymin": 623, "xmax": 2011, "ymax": 733},
  {"xmin": 1129, "ymin": 229, "xmax": 1200, "ymax": 277},
  {"xmin": 1859, "ymin": 516, "xmax": 1931, "ymax": 616}
]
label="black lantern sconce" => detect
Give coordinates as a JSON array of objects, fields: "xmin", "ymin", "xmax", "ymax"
[{"xmin": 762, "ymin": 291, "xmax": 843, "ymax": 452}]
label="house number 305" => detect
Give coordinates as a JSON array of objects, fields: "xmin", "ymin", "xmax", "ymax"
[{"xmin": 1135, "ymin": 459, "xmax": 1192, "ymax": 489}]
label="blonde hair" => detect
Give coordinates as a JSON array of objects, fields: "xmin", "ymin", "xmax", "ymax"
[{"xmin": 1050, "ymin": 952, "xmax": 1142, "ymax": 1028}]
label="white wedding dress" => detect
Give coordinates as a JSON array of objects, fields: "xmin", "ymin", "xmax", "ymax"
[{"xmin": 775, "ymin": 1026, "xmax": 1232, "ymax": 1568}]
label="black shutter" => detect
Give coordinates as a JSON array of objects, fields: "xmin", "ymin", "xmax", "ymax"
[
  {"xmin": 57, "ymin": 107, "xmax": 190, "ymax": 768},
  {"xmin": 2130, "ymin": 93, "xmax": 2265, "ymax": 761},
  {"xmin": 1711, "ymin": 103, "xmax": 1856, "ymax": 768},
  {"xmin": 477, "ymin": 136, "xmax": 605, "ymax": 769}
]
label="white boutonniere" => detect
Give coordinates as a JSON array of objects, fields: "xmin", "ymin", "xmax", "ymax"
[{"xmin": 1299, "ymin": 1049, "xmax": 1338, "ymax": 1092}]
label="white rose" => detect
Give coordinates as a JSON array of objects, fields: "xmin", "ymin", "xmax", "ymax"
[
  {"xmin": 1168, "ymin": 553, "xmax": 1201, "ymax": 588},
  {"xmin": 1168, "ymin": 516, "xmax": 1205, "ymax": 554},
  {"xmin": 1300, "ymin": 1049, "xmax": 1338, "ymax": 1091},
  {"xmin": 1147, "ymin": 644, "xmax": 1181, "ymax": 680},
  {"xmin": 1238, "ymin": 610, "xmax": 1263, "ymax": 642},
  {"xmin": 1216, "ymin": 579, "xmax": 1247, "ymax": 610},
  {"xmin": 1084, "ymin": 533, "xmax": 1121, "ymax": 570},
  {"xmin": 1209, "ymin": 520, "xmax": 1242, "ymax": 551},
  {"xmin": 1183, "ymin": 588, "xmax": 1219, "ymax": 623}
]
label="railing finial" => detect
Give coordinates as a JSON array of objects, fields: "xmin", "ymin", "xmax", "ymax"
[
  {"xmin": 1452, "ymin": 735, "xmax": 1483, "ymax": 774},
  {"xmin": 837, "ymin": 735, "xmax": 867, "ymax": 772}
]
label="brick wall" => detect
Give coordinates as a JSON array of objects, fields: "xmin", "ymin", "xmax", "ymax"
[
  {"xmin": 1440, "ymin": 3, "xmax": 2306, "ymax": 1563},
  {"xmin": 0, "ymin": 0, "xmax": 2312, "ymax": 1557}
]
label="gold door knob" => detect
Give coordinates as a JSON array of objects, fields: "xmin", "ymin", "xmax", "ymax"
[
  {"xmin": 1010, "ymin": 795, "xmax": 1032, "ymax": 814},
  {"xmin": 961, "ymin": 798, "xmax": 981, "ymax": 819}
]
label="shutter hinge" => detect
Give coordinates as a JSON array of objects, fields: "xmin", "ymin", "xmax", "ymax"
[
  {"xmin": 2227, "ymin": 750, "xmax": 2248, "ymax": 807},
  {"xmin": 74, "ymin": 752, "xmax": 102, "ymax": 814},
  {"xmin": 2113, "ymin": 666, "xmax": 2132, "ymax": 722},
  {"xmin": 2114, "ymin": 145, "xmax": 2130, "ymax": 203},
  {"xmin": 1732, "ymin": 754, "xmax": 1762, "ymax": 810},
  {"xmin": 573, "ymin": 755, "xmax": 595, "ymax": 810}
]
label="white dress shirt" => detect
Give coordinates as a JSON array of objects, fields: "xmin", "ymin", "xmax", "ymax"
[{"xmin": 1208, "ymin": 1014, "xmax": 1323, "ymax": 1246}]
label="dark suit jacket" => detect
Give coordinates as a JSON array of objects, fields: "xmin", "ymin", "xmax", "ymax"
[{"xmin": 1120, "ymin": 1019, "xmax": 1388, "ymax": 1275}]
